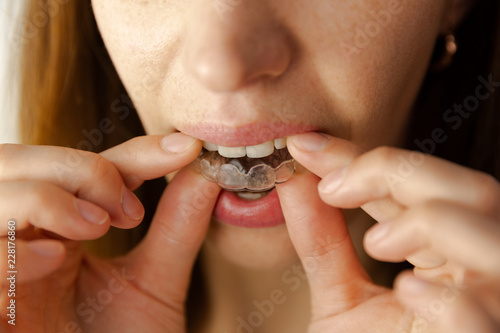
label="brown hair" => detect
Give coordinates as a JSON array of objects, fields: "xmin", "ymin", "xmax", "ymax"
[{"xmin": 19, "ymin": 1, "xmax": 143, "ymax": 148}]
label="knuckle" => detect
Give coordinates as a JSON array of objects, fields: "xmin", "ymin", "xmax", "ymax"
[
  {"xmin": 3, "ymin": 181, "xmax": 57, "ymax": 233},
  {"xmin": 28, "ymin": 182, "xmax": 70, "ymax": 228},
  {"xmin": 86, "ymin": 153, "xmax": 119, "ymax": 183},
  {"xmin": 471, "ymin": 172, "xmax": 500, "ymax": 216},
  {"xmin": 305, "ymin": 232, "xmax": 349, "ymax": 263},
  {"xmin": 158, "ymin": 222, "xmax": 189, "ymax": 248},
  {"xmin": 369, "ymin": 146, "xmax": 398, "ymax": 167},
  {"xmin": 29, "ymin": 182, "xmax": 56, "ymax": 214},
  {"xmin": 406, "ymin": 201, "xmax": 445, "ymax": 233}
]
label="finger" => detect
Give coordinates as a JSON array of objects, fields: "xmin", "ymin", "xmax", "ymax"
[
  {"xmin": 406, "ymin": 249, "xmax": 447, "ymax": 270},
  {"xmin": 277, "ymin": 169, "xmax": 375, "ymax": 317},
  {"xmin": 287, "ymin": 133, "xmax": 405, "ymax": 222},
  {"xmin": 125, "ymin": 164, "xmax": 221, "ymax": 305},
  {"xmin": 100, "ymin": 133, "xmax": 202, "ymax": 189},
  {"xmin": 286, "ymin": 132, "xmax": 366, "ymax": 177},
  {"xmin": 395, "ymin": 272, "xmax": 498, "ymax": 333},
  {"xmin": 413, "ymin": 261, "xmax": 466, "ymax": 286},
  {"xmin": 0, "ymin": 181, "xmax": 110, "ymax": 240},
  {"xmin": 0, "ymin": 239, "xmax": 65, "ymax": 284},
  {"xmin": 288, "ymin": 133, "xmax": 447, "ymax": 269},
  {"xmin": 317, "ymin": 146, "xmax": 500, "ymax": 219},
  {"xmin": 365, "ymin": 200, "xmax": 500, "ymax": 276},
  {"xmin": 0, "ymin": 144, "xmax": 144, "ymax": 228}
]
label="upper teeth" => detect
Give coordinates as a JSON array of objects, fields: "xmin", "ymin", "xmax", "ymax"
[{"xmin": 202, "ymin": 138, "xmax": 287, "ymax": 158}]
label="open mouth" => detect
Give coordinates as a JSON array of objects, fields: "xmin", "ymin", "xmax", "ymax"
[{"xmin": 197, "ymin": 137, "xmax": 295, "ymax": 194}]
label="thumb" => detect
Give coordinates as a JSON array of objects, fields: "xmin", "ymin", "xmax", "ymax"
[
  {"xmin": 125, "ymin": 164, "xmax": 221, "ymax": 306},
  {"xmin": 277, "ymin": 169, "xmax": 371, "ymax": 316}
]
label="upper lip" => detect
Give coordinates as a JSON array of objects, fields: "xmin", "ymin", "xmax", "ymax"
[{"xmin": 179, "ymin": 122, "xmax": 318, "ymax": 146}]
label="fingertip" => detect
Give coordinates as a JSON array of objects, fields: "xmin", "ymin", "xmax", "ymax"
[
  {"xmin": 394, "ymin": 271, "xmax": 431, "ymax": 301},
  {"xmin": 101, "ymin": 134, "xmax": 203, "ymax": 190},
  {"xmin": 74, "ymin": 198, "xmax": 110, "ymax": 226},
  {"xmin": 121, "ymin": 185, "xmax": 145, "ymax": 223},
  {"xmin": 287, "ymin": 132, "xmax": 331, "ymax": 153},
  {"xmin": 286, "ymin": 134, "xmax": 364, "ymax": 179},
  {"xmin": 317, "ymin": 167, "xmax": 347, "ymax": 195},
  {"xmin": 364, "ymin": 221, "xmax": 392, "ymax": 248},
  {"xmin": 160, "ymin": 133, "xmax": 201, "ymax": 154},
  {"xmin": 363, "ymin": 224, "xmax": 407, "ymax": 264}
]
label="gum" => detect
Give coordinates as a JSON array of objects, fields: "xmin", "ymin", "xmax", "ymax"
[{"xmin": 197, "ymin": 147, "xmax": 295, "ymax": 191}]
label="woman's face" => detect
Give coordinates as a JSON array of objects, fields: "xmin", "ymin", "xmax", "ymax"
[{"xmin": 92, "ymin": 0, "xmax": 449, "ymax": 270}]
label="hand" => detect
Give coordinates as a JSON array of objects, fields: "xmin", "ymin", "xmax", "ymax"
[
  {"xmin": 0, "ymin": 133, "xmax": 221, "ymax": 333},
  {"xmin": 277, "ymin": 132, "xmax": 500, "ymax": 332}
]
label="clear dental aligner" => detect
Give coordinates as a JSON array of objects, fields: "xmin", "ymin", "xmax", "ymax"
[{"xmin": 197, "ymin": 140, "xmax": 295, "ymax": 192}]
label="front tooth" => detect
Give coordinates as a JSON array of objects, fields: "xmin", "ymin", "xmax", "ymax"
[
  {"xmin": 218, "ymin": 145, "xmax": 246, "ymax": 158},
  {"xmin": 203, "ymin": 141, "xmax": 218, "ymax": 151},
  {"xmin": 246, "ymin": 141, "xmax": 274, "ymax": 158},
  {"xmin": 235, "ymin": 191, "xmax": 269, "ymax": 200},
  {"xmin": 274, "ymin": 138, "xmax": 287, "ymax": 149}
]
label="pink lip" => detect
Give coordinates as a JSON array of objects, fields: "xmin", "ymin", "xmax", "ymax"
[
  {"xmin": 179, "ymin": 121, "xmax": 315, "ymax": 228},
  {"xmin": 213, "ymin": 188, "xmax": 285, "ymax": 228},
  {"xmin": 179, "ymin": 122, "xmax": 317, "ymax": 146}
]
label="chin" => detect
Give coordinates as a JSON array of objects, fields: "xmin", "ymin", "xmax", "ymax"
[{"xmin": 204, "ymin": 219, "xmax": 299, "ymax": 271}]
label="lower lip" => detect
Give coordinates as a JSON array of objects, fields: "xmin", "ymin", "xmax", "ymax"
[{"xmin": 213, "ymin": 188, "xmax": 285, "ymax": 228}]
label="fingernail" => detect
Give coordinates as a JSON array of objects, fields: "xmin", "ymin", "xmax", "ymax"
[
  {"xmin": 28, "ymin": 240, "xmax": 64, "ymax": 257},
  {"xmin": 75, "ymin": 199, "xmax": 109, "ymax": 225},
  {"xmin": 121, "ymin": 186, "xmax": 145, "ymax": 221},
  {"xmin": 365, "ymin": 221, "xmax": 392, "ymax": 244},
  {"xmin": 161, "ymin": 133, "xmax": 197, "ymax": 154},
  {"xmin": 290, "ymin": 132, "xmax": 331, "ymax": 152},
  {"xmin": 318, "ymin": 167, "xmax": 347, "ymax": 194}
]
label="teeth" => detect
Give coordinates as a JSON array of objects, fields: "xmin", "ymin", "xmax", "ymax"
[
  {"xmin": 274, "ymin": 138, "xmax": 286, "ymax": 149},
  {"xmin": 218, "ymin": 146, "xmax": 246, "ymax": 158},
  {"xmin": 203, "ymin": 137, "xmax": 287, "ymax": 158},
  {"xmin": 203, "ymin": 141, "xmax": 218, "ymax": 151},
  {"xmin": 235, "ymin": 191, "xmax": 270, "ymax": 200},
  {"xmin": 246, "ymin": 141, "xmax": 274, "ymax": 158}
]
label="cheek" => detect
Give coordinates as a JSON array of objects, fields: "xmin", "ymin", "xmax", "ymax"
[
  {"xmin": 92, "ymin": 0, "xmax": 183, "ymax": 127},
  {"xmin": 296, "ymin": 0, "xmax": 445, "ymax": 147}
]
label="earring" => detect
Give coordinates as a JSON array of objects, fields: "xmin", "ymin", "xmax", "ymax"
[{"xmin": 430, "ymin": 33, "xmax": 458, "ymax": 72}]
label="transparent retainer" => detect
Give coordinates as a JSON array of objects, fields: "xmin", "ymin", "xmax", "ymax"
[{"xmin": 197, "ymin": 147, "xmax": 296, "ymax": 192}]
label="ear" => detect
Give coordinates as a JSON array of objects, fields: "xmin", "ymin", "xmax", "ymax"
[{"xmin": 440, "ymin": 0, "xmax": 479, "ymax": 33}]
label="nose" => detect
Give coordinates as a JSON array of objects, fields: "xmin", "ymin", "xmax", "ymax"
[{"xmin": 183, "ymin": 1, "xmax": 293, "ymax": 92}]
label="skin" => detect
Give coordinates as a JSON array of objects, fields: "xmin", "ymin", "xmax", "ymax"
[
  {"xmin": 0, "ymin": 0, "xmax": 498, "ymax": 332},
  {"xmin": 90, "ymin": 0, "xmax": 444, "ymax": 273}
]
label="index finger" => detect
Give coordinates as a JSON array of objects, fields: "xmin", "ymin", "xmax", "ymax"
[
  {"xmin": 317, "ymin": 146, "xmax": 500, "ymax": 219},
  {"xmin": 287, "ymin": 132, "xmax": 405, "ymax": 222},
  {"xmin": 100, "ymin": 133, "xmax": 202, "ymax": 189}
]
